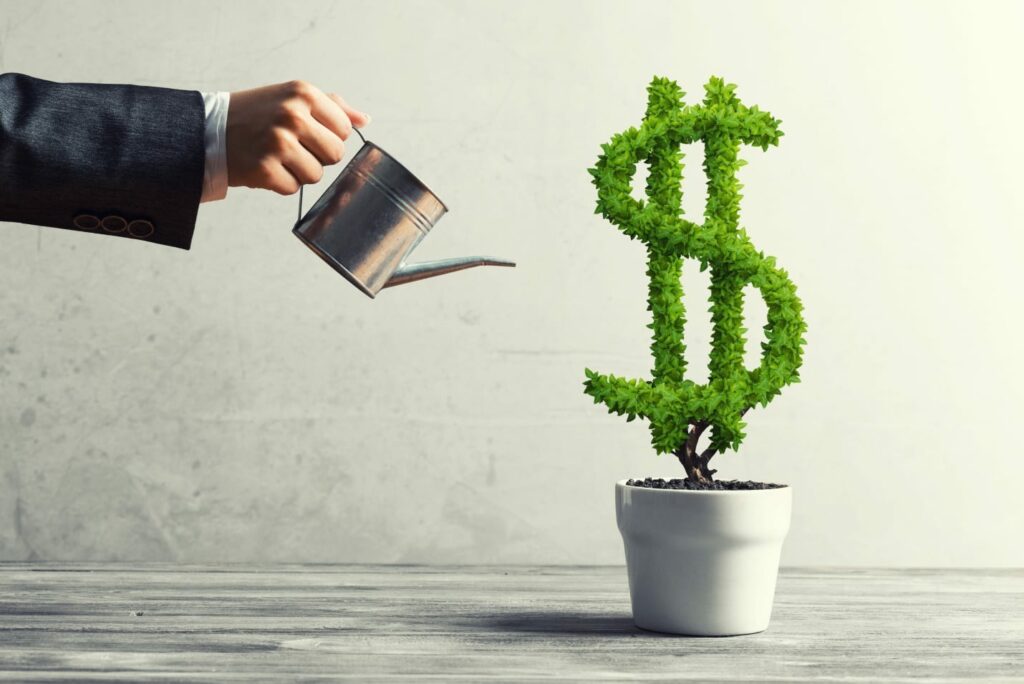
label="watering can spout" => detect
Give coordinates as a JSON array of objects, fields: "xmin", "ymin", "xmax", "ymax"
[{"xmin": 383, "ymin": 257, "xmax": 516, "ymax": 289}]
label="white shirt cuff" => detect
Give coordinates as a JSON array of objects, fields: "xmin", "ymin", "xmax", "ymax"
[{"xmin": 200, "ymin": 91, "xmax": 230, "ymax": 203}]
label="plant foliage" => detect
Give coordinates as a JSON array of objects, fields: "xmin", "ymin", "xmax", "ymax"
[{"xmin": 584, "ymin": 76, "xmax": 807, "ymax": 478}]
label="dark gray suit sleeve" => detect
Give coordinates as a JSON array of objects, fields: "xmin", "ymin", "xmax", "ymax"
[{"xmin": 0, "ymin": 73, "xmax": 206, "ymax": 250}]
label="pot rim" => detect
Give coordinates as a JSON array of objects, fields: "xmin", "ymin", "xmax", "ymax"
[{"xmin": 616, "ymin": 479, "xmax": 789, "ymax": 494}]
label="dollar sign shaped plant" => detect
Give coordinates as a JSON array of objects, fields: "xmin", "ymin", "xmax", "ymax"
[{"xmin": 584, "ymin": 76, "xmax": 807, "ymax": 483}]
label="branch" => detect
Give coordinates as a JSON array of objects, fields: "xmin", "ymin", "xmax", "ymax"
[
  {"xmin": 696, "ymin": 406, "xmax": 752, "ymax": 474},
  {"xmin": 674, "ymin": 420, "xmax": 711, "ymax": 482},
  {"xmin": 686, "ymin": 420, "xmax": 709, "ymax": 456}
]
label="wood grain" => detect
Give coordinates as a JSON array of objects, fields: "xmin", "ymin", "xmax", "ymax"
[{"xmin": 0, "ymin": 565, "xmax": 1020, "ymax": 681}]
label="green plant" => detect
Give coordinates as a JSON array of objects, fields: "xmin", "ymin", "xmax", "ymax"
[{"xmin": 584, "ymin": 76, "xmax": 807, "ymax": 483}]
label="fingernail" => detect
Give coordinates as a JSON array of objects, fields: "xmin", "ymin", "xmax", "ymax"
[{"xmin": 362, "ymin": 113, "xmax": 372, "ymax": 124}]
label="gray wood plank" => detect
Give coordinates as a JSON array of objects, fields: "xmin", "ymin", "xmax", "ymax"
[{"xmin": 0, "ymin": 565, "xmax": 1020, "ymax": 682}]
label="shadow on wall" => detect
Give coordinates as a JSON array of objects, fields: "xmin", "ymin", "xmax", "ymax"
[
  {"xmin": 396, "ymin": 482, "xmax": 572, "ymax": 564},
  {"xmin": 3, "ymin": 459, "xmax": 175, "ymax": 562}
]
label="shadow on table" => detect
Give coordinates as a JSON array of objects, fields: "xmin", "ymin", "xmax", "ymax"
[{"xmin": 479, "ymin": 611, "xmax": 673, "ymax": 638}]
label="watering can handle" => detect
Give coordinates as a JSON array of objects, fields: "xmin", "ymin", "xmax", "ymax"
[{"xmin": 296, "ymin": 126, "xmax": 368, "ymax": 222}]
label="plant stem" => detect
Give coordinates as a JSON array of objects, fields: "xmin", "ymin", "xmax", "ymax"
[
  {"xmin": 674, "ymin": 407, "xmax": 751, "ymax": 483},
  {"xmin": 674, "ymin": 420, "xmax": 715, "ymax": 483}
]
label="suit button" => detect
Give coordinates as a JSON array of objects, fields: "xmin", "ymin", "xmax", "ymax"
[
  {"xmin": 128, "ymin": 219, "xmax": 154, "ymax": 238},
  {"xmin": 101, "ymin": 216, "xmax": 127, "ymax": 233},
  {"xmin": 73, "ymin": 214, "xmax": 100, "ymax": 230}
]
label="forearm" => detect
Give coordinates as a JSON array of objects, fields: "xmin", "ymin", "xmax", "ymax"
[{"xmin": 0, "ymin": 72, "xmax": 206, "ymax": 249}]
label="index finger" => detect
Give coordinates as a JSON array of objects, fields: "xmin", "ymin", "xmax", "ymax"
[
  {"xmin": 307, "ymin": 87, "xmax": 353, "ymax": 140},
  {"xmin": 327, "ymin": 93, "xmax": 371, "ymax": 129}
]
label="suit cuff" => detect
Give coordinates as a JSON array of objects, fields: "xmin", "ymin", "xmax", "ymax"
[{"xmin": 200, "ymin": 91, "xmax": 230, "ymax": 203}]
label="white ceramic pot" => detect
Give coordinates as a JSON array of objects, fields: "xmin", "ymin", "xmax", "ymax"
[{"xmin": 616, "ymin": 480, "xmax": 792, "ymax": 636}]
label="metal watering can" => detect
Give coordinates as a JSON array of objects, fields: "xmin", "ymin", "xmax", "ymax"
[{"xmin": 293, "ymin": 129, "xmax": 515, "ymax": 298}]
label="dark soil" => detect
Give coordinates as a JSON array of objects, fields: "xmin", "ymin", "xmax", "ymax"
[{"xmin": 626, "ymin": 477, "xmax": 785, "ymax": 491}]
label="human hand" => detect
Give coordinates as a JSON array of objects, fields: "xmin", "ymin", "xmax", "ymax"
[{"xmin": 226, "ymin": 80, "xmax": 370, "ymax": 195}]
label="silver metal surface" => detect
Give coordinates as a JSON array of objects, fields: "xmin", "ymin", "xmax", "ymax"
[
  {"xmin": 384, "ymin": 256, "xmax": 517, "ymax": 289},
  {"xmin": 293, "ymin": 140, "xmax": 515, "ymax": 298}
]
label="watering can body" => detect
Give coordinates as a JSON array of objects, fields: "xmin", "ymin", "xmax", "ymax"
[{"xmin": 293, "ymin": 140, "xmax": 514, "ymax": 297}]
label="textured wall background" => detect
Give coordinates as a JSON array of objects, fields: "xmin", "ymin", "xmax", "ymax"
[{"xmin": 0, "ymin": 0, "xmax": 1021, "ymax": 566}]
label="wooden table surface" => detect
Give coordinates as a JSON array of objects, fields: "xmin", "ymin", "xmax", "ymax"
[{"xmin": 0, "ymin": 565, "xmax": 1020, "ymax": 682}]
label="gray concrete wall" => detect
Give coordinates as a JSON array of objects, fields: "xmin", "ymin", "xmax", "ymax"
[{"xmin": 1, "ymin": 0, "xmax": 1021, "ymax": 566}]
